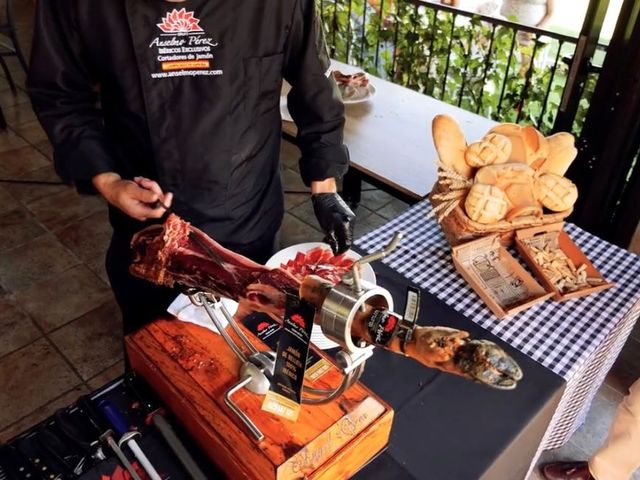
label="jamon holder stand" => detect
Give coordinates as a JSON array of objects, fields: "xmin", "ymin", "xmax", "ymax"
[{"xmin": 185, "ymin": 233, "xmax": 402, "ymax": 442}]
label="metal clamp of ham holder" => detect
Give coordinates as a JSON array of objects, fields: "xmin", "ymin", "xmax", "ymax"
[{"xmin": 185, "ymin": 233, "xmax": 403, "ymax": 442}]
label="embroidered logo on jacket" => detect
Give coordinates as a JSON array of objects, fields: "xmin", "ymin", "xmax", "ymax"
[
  {"xmin": 157, "ymin": 8, "xmax": 204, "ymax": 33},
  {"xmin": 148, "ymin": 8, "xmax": 222, "ymax": 79}
]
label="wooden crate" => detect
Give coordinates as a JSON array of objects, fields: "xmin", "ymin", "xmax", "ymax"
[
  {"xmin": 515, "ymin": 223, "xmax": 615, "ymax": 301},
  {"xmin": 126, "ymin": 318, "xmax": 393, "ymax": 480},
  {"xmin": 451, "ymin": 235, "xmax": 553, "ymax": 318}
]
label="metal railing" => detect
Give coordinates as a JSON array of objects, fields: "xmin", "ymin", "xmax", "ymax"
[{"xmin": 318, "ymin": 0, "xmax": 607, "ymax": 135}]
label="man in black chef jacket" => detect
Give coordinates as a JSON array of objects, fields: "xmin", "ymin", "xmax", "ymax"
[{"xmin": 27, "ymin": 0, "xmax": 355, "ymax": 334}]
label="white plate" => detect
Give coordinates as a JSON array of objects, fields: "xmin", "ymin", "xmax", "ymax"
[
  {"xmin": 340, "ymin": 83, "xmax": 376, "ymax": 104},
  {"xmin": 266, "ymin": 242, "xmax": 375, "ymax": 283},
  {"xmin": 279, "ymin": 82, "xmax": 375, "ymax": 122},
  {"xmin": 267, "ymin": 242, "xmax": 376, "ymax": 349}
]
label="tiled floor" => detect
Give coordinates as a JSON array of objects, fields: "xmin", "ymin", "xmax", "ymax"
[{"xmin": 0, "ymin": 2, "xmax": 639, "ymax": 478}]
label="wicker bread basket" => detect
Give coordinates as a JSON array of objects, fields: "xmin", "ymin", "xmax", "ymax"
[{"xmin": 428, "ymin": 177, "xmax": 573, "ymax": 247}]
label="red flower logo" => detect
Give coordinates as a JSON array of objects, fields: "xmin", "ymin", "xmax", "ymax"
[
  {"xmin": 290, "ymin": 314, "xmax": 306, "ymax": 329},
  {"xmin": 383, "ymin": 315, "xmax": 397, "ymax": 333},
  {"xmin": 157, "ymin": 8, "xmax": 204, "ymax": 33}
]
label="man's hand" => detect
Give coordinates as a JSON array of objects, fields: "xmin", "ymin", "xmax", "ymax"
[
  {"xmin": 311, "ymin": 182, "xmax": 355, "ymax": 254},
  {"xmin": 92, "ymin": 172, "xmax": 173, "ymax": 222}
]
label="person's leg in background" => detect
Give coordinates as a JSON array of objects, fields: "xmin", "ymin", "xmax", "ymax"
[
  {"xmin": 589, "ymin": 378, "xmax": 640, "ymax": 480},
  {"xmin": 542, "ymin": 378, "xmax": 640, "ymax": 480}
]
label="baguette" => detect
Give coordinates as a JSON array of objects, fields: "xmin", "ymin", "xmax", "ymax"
[{"xmin": 432, "ymin": 114, "xmax": 473, "ymax": 178}]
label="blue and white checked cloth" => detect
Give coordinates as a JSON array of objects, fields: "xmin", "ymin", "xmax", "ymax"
[
  {"xmin": 356, "ymin": 201, "xmax": 640, "ymax": 379},
  {"xmin": 356, "ymin": 200, "xmax": 640, "ymax": 450}
]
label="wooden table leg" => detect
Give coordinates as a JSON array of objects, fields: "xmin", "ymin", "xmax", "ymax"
[{"xmin": 342, "ymin": 167, "xmax": 362, "ymax": 211}]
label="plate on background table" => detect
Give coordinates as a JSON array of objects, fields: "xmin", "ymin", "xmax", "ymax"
[
  {"xmin": 339, "ymin": 83, "xmax": 376, "ymax": 104},
  {"xmin": 266, "ymin": 242, "xmax": 376, "ymax": 349}
]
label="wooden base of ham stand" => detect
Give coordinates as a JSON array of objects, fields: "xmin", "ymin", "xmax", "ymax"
[{"xmin": 126, "ymin": 318, "xmax": 393, "ymax": 480}]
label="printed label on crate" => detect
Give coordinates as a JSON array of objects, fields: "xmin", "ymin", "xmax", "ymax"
[{"xmin": 455, "ymin": 240, "xmax": 531, "ymax": 308}]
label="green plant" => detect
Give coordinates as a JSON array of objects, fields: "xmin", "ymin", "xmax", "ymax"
[{"xmin": 317, "ymin": 0, "xmax": 598, "ymax": 136}]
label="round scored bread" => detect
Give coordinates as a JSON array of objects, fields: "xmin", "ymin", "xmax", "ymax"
[
  {"xmin": 489, "ymin": 123, "xmax": 545, "ymax": 166},
  {"xmin": 535, "ymin": 173, "xmax": 578, "ymax": 212},
  {"xmin": 432, "ymin": 114, "xmax": 473, "ymax": 178},
  {"xmin": 464, "ymin": 183, "xmax": 509, "ymax": 224},
  {"xmin": 465, "ymin": 133, "xmax": 512, "ymax": 167}
]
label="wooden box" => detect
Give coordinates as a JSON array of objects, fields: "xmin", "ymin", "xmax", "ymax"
[
  {"xmin": 515, "ymin": 223, "xmax": 615, "ymax": 301},
  {"xmin": 126, "ymin": 318, "xmax": 393, "ymax": 480},
  {"xmin": 452, "ymin": 235, "xmax": 553, "ymax": 318}
]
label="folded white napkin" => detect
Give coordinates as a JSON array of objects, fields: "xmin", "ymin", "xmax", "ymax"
[{"xmin": 167, "ymin": 294, "xmax": 238, "ymax": 334}]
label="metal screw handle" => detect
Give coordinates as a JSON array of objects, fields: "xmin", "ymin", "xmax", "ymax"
[
  {"xmin": 224, "ymin": 376, "xmax": 265, "ymax": 442},
  {"xmin": 352, "ymin": 231, "xmax": 403, "ymax": 300}
]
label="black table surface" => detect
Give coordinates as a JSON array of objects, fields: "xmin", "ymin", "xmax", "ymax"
[{"xmin": 352, "ymin": 259, "xmax": 565, "ymax": 480}]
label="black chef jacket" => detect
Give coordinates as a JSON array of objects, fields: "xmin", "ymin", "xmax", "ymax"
[{"xmin": 27, "ymin": 0, "xmax": 349, "ymax": 245}]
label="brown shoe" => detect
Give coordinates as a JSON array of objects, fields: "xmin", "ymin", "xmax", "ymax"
[{"xmin": 541, "ymin": 461, "xmax": 594, "ymax": 480}]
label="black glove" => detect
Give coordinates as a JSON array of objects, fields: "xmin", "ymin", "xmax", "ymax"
[{"xmin": 312, "ymin": 193, "xmax": 356, "ymax": 255}]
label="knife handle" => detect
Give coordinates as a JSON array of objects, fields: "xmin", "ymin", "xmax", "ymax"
[
  {"xmin": 0, "ymin": 445, "xmax": 43, "ymax": 480},
  {"xmin": 35, "ymin": 425, "xmax": 85, "ymax": 477},
  {"xmin": 53, "ymin": 409, "xmax": 94, "ymax": 456},
  {"xmin": 96, "ymin": 400, "xmax": 129, "ymax": 438},
  {"xmin": 76, "ymin": 396, "xmax": 109, "ymax": 435}
]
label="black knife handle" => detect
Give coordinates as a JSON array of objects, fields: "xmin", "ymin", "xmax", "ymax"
[
  {"xmin": 0, "ymin": 445, "xmax": 41, "ymax": 480},
  {"xmin": 76, "ymin": 396, "xmax": 108, "ymax": 434},
  {"xmin": 16, "ymin": 434, "xmax": 67, "ymax": 480},
  {"xmin": 1, "ymin": 443, "xmax": 46, "ymax": 480},
  {"xmin": 35, "ymin": 425, "xmax": 85, "ymax": 477},
  {"xmin": 53, "ymin": 409, "xmax": 96, "ymax": 456}
]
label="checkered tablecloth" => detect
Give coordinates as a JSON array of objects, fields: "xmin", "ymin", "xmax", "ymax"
[{"xmin": 355, "ymin": 200, "xmax": 640, "ymax": 452}]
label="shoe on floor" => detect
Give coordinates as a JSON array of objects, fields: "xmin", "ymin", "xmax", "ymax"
[{"xmin": 541, "ymin": 461, "xmax": 594, "ymax": 480}]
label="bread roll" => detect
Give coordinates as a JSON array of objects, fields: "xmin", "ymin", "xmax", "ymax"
[
  {"xmin": 475, "ymin": 163, "xmax": 541, "ymax": 220},
  {"xmin": 474, "ymin": 162, "xmax": 534, "ymax": 190},
  {"xmin": 432, "ymin": 114, "xmax": 473, "ymax": 178},
  {"xmin": 530, "ymin": 129, "xmax": 550, "ymax": 170},
  {"xmin": 464, "ymin": 184, "xmax": 509, "ymax": 224},
  {"xmin": 464, "ymin": 133, "xmax": 512, "ymax": 167},
  {"xmin": 538, "ymin": 133, "xmax": 577, "ymax": 176},
  {"xmin": 535, "ymin": 173, "xmax": 578, "ymax": 211},
  {"xmin": 489, "ymin": 123, "xmax": 545, "ymax": 166}
]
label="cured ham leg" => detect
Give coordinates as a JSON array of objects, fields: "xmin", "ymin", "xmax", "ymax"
[
  {"xmin": 129, "ymin": 216, "xmax": 298, "ymax": 319},
  {"xmin": 130, "ymin": 215, "xmax": 522, "ymax": 389}
]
